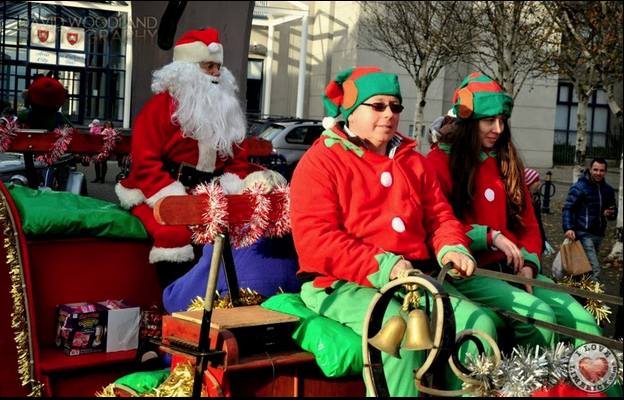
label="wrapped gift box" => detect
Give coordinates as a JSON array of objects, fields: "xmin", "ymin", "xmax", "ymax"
[{"xmin": 54, "ymin": 302, "xmax": 108, "ymax": 356}]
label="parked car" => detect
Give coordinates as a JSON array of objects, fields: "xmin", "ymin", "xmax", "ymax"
[
  {"xmin": 0, "ymin": 152, "xmax": 86, "ymax": 194},
  {"xmin": 254, "ymin": 119, "xmax": 324, "ymax": 180},
  {"xmin": 246, "ymin": 115, "xmax": 320, "ymax": 138}
]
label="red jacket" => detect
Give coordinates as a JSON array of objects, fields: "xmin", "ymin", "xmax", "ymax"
[
  {"xmin": 290, "ymin": 126, "xmax": 471, "ymax": 289},
  {"xmin": 427, "ymin": 144, "xmax": 542, "ymax": 271},
  {"xmin": 116, "ymin": 92, "xmax": 249, "ymax": 209}
]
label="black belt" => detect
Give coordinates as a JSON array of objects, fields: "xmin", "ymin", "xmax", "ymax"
[{"xmin": 161, "ymin": 159, "xmax": 223, "ymax": 188}]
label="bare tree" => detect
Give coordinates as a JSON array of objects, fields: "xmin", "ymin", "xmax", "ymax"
[
  {"xmin": 598, "ymin": 2, "xmax": 624, "ymax": 261},
  {"xmin": 546, "ymin": 1, "xmax": 623, "ymax": 260},
  {"xmin": 356, "ymin": 1, "xmax": 472, "ymax": 144},
  {"xmin": 546, "ymin": 1, "xmax": 622, "ymax": 181},
  {"xmin": 452, "ymin": 1, "xmax": 559, "ymax": 98},
  {"xmin": 355, "ymin": 1, "xmax": 560, "ymax": 146}
]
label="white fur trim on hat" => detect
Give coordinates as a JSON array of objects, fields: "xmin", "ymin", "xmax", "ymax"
[{"xmin": 173, "ymin": 41, "xmax": 223, "ymax": 64}]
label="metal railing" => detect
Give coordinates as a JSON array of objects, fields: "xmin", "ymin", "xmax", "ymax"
[{"xmin": 553, "ymin": 130, "xmax": 623, "ymax": 165}]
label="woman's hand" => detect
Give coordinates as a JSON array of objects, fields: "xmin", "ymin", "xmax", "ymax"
[
  {"xmin": 441, "ymin": 251, "xmax": 475, "ymax": 278},
  {"xmin": 492, "ymin": 231, "xmax": 524, "ymax": 273},
  {"xmin": 517, "ymin": 265, "xmax": 535, "ymax": 294}
]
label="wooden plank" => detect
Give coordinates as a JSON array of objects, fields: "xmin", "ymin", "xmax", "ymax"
[
  {"xmin": 9, "ymin": 129, "xmax": 132, "ymax": 154},
  {"xmin": 161, "ymin": 315, "xmax": 240, "ymax": 366},
  {"xmin": 153, "ymin": 193, "xmax": 289, "ymax": 225},
  {"xmin": 172, "ymin": 306, "xmax": 299, "ymax": 329}
]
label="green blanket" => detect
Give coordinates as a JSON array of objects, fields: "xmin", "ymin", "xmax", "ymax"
[{"xmin": 5, "ymin": 183, "xmax": 149, "ymax": 239}]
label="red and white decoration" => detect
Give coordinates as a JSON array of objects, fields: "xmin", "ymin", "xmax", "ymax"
[
  {"xmin": 190, "ymin": 181, "xmax": 291, "ymax": 248},
  {"xmin": 0, "ymin": 123, "xmax": 18, "ymax": 152},
  {"xmin": 31, "ymin": 23, "xmax": 56, "ymax": 48},
  {"xmin": 35, "ymin": 125, "xmax": 73, "ymax": 164}
]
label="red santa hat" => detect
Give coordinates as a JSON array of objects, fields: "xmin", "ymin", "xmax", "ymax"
[{"xmin": 172, "ymin": 28, "xmax": 223, "ymax": 64}]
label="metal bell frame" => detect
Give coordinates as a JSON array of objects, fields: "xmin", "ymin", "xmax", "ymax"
[{"xmin": 362, "ymin": 268, "xmax": 501, "ymax": 397}]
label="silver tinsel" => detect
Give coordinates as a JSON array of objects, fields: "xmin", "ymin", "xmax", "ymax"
[
  {"xmin": 543, "ymin": 342, "xmax": 574, "ymax": 386},
  {"xmin": 462, "ymin": 352, "xmax": 505, "ymax": 397},
  {"xmin": 462, "ymin": 343, "xmax": 587, "ymax": 397},
  {"xmin": 498, "ymin": 345, "xmax": 550, "ymax": 396}
]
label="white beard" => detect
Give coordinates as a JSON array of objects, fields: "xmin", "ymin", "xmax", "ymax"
[{"xmin": 151, "ymin": 63, "xmax": 247, "ymax": 158}]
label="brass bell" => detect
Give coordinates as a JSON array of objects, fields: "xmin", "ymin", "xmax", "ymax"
[
  {"xmin": 401, "ymin": 309, "xmax": 434, "ymax": 351},
  {"xmin": 368, "ymin": 315, "xmax": 406, "ymax": 359}
]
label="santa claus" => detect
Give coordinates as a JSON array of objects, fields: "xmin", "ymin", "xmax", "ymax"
[{"xmin": 115, "ymin": 28, "xmax": 253, "ymax": 288}]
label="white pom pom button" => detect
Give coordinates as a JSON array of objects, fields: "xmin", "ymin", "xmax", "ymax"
[
  {"xmin": 392, "ymin": 217, "xmax": 405, "ymax": 233},
  {"xmin": 381, "ymin": 172, "xmax": 392, "ymax": 187}
]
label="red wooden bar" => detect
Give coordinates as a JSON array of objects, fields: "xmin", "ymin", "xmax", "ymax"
[
  {"xmin": 8, "ymin": 129, "xmax": 272, "ymax": 157},
  {"xmin": 154, "ymin": 193, "xmax": 288, "ymax": 226},
  {"xmin": 9, "ymin": 129, "xmax": 132, "ymax": 154}
]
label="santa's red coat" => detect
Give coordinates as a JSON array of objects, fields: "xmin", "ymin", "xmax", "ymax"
[{"xmin": 116, "ymin": 92, "xmax": 250, "ymax": 263}]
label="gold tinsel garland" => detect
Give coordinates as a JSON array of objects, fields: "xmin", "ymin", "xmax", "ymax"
[
  {"xmin": 96, "ymin": 362, "xmax": 197, "ymax": 397},
  {"xmin": 556, "ymin": 275, "xmax": 612, "ymax": 325},
  {"xmin": 0, "ymin": 191, "xmax": 45, "ymax": 396},
  {"xmin": 187, "ymin": 287, "xmax": 267, "ymax": 311}
]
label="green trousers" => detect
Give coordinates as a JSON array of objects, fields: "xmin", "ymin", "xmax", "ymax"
[
  {"xmin": 452, "ymin": 274, "xmax": 601, "ymax": 348},
  {"xmin": 300, "ymin": 279, "xmax": 497, "ymax": 397}
]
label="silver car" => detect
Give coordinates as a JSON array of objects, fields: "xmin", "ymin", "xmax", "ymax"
[{"xmin": 257, "ymin": 119, "xmax": 324, "ymax": 180}]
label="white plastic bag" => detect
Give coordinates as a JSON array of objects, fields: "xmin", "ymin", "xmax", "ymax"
[
  {"xmin": 550, "ymin": 239, "xmax": 571, "ymax": 280},
  {"xmin": 551, "ymin": 250, "xmax": 563, "ymax": 279},
  {"xmin": 543, "ymin": 241, "xmax": 555, "ymax": 256}
]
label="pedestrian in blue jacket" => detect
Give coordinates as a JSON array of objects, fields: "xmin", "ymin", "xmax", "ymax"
[{"xmin": 562, "ymin": 158, "xmax": 617, "ymax": 282}]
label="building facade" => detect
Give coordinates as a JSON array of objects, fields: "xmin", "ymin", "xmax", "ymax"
[{"xmin": 1, "ymin": 1, "xmax": 620, "ymax": 168}]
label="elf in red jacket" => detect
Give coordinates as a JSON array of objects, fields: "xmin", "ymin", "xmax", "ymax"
[
  {"xmin": 426, "ymin": 73, "xmax": 605, "ymax": 353},
  {"xmin": 290, "ymin": 67, "xmax": 497, "ymax": 396}
]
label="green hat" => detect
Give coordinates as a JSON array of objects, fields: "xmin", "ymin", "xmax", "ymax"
[
  {"xmin": 452, "ymin": 72, "xmax": 513, "ymax": 121},
  {"xmin": 323, "ymin": 67, "xmax": 402, "ymax": 122}
]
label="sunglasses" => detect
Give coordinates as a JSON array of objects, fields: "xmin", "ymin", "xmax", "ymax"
[{"xmin": 361, "ymin": 102, "xmax": 404, "ymax": 114}]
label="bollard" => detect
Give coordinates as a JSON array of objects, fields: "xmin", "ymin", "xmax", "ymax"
[{"xmin": 540, "ymin": 171, "xmax": 556, "ymax": 214}]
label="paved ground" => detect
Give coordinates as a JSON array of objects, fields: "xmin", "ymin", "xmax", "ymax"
[
  {"xmin": 76, "ymin": 160, "xmax": 123, "ymax": 205},
  {"xmin": 77, "ymin": 161, "xmax": 622, "ymax": 338}
]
